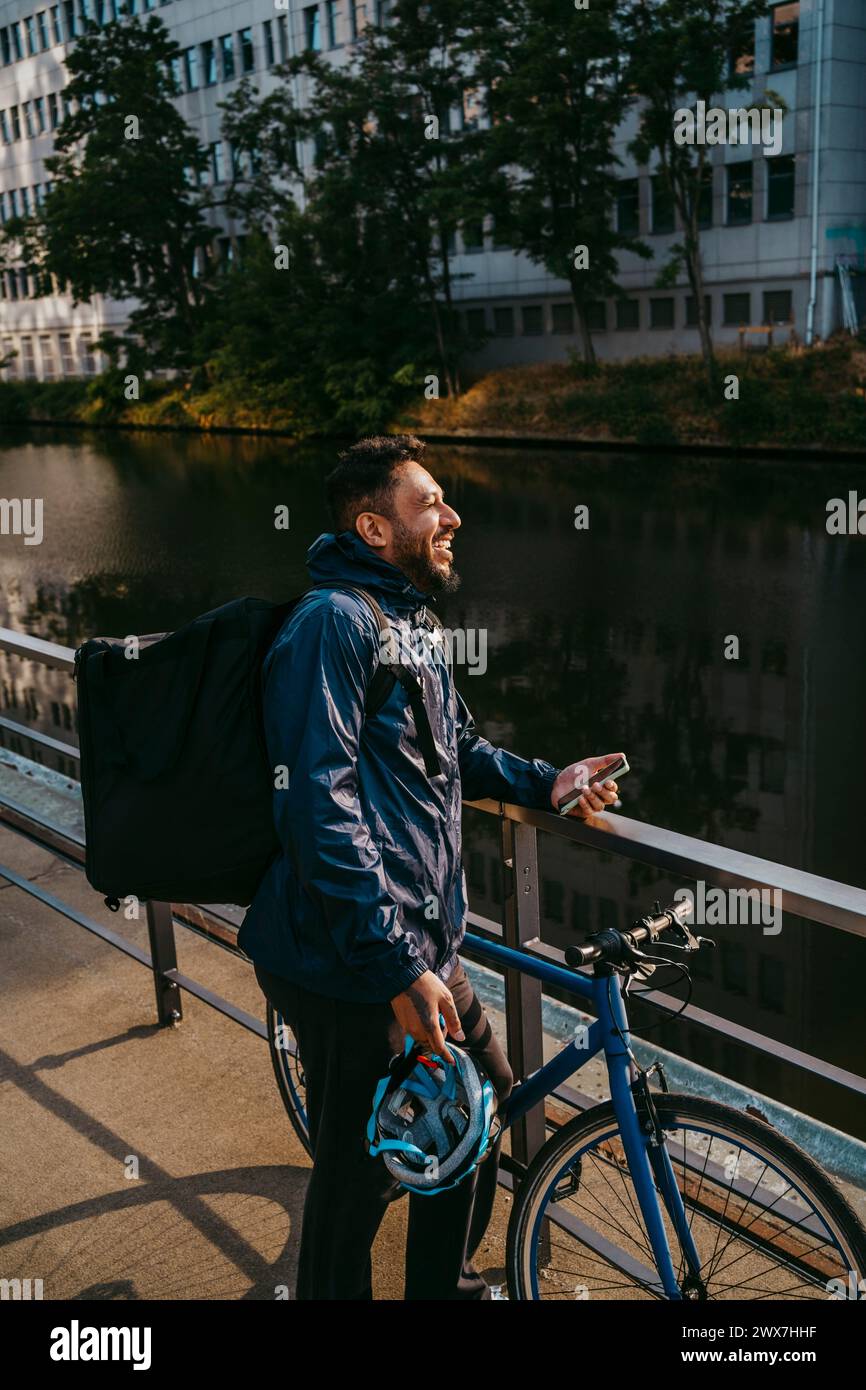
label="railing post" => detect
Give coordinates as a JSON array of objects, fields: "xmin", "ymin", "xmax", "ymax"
[
  {"xmin": 145, "ymin": 900, "xmax": 183, "ymax": 1027},
  {"xmin": 500, "ymin": 812, "xmax": 546, "ymax": 1167}
]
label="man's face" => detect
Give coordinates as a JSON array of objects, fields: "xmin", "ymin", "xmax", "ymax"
[{"xmin": 363, "ymin": 462, "xmax": 462, "ymax": 594}]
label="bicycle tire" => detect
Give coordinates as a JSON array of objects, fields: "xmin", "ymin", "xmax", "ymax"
[
  {"xmin": 265, "ymin": 1001, "xmax": 312, "ymax": 1155},
  {"xmin": 507, "ymin": 1091, "xmax": 866, "ymax": 1301}
]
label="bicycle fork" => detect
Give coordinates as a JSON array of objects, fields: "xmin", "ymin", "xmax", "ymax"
[{"xmin": 602, "ymin": 974, "xmax": 703, "ymax": 1300}]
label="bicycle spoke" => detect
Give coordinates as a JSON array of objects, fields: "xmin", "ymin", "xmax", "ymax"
[{"xmin": 517, "ymin": 1105, "xmax": 861, "ymax": 1303}]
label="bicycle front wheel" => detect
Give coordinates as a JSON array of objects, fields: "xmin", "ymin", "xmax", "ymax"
[
  {"xmin": 507, "ymin": 1092, "xmax": 866, "ymax": 1301},
  {"xmin": 266, "ymin": 1002, "xmax": 311, "ymax": 1154}
]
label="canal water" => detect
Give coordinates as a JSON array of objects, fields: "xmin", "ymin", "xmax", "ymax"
[{"xmin": 1, "ymin": 426, "xmax": 865, "ymax": 1138}]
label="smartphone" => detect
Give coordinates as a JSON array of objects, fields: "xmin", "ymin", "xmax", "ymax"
[{"xmin": 557, "ymin": 754, "xmax": 630, "ymax": 815}]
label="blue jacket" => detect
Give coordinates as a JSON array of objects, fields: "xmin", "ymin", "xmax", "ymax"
[{"xmin": 237, "ymin": 530, "xmax": 561, "ymax": 1002}]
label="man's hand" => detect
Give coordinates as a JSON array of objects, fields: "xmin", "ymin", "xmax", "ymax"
[
  {"xmin": 391, "ymin": 971, "xmax": 465, "ymax": 1064},
  {"xmin": 552, "ymin": 754, "xmax": 624, "ymax": 819}
]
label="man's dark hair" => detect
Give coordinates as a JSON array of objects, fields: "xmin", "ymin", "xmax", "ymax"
[{"xmin": 325, "ymin": 435, "xmax": 426, "ymax": 534}]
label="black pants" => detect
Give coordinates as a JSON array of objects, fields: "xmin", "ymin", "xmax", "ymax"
[{"xmin": 254, "ymin": 957, "xmax": 513, "ymax": 1300}]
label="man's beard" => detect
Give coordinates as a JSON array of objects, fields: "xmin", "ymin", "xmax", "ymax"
[{"xmin": 389, "ymin": 517, "xmax": 462, "ymax": 594}]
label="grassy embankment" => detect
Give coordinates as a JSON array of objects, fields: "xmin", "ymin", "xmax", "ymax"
[{"xmin": 2, "ymin": 338, "xmax": 865, "ymax": 450}]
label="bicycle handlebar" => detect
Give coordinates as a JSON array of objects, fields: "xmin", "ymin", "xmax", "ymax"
[{"xmin": 563, "ymin": 898, "xmax": 695, "ymax": 970}]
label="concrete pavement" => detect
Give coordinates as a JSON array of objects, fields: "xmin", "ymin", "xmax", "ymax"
[{"xmin": 0, "ymin": 823, "xmax": 513, "ymax": 1301}]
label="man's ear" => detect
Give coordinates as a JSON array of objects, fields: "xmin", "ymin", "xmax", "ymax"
[{"xmin": 356, "ymin": 511, "xmax": 389, "ymax": 549}]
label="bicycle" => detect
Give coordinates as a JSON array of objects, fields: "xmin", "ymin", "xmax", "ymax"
[{"xmin": 266, "ymin": 898, "xmax": 866, "ymax": 1300}]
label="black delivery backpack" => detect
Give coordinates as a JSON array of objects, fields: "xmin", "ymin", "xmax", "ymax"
[{"xmin": 73, "ymin": 585, "xmax": 442, "ymax": 909}]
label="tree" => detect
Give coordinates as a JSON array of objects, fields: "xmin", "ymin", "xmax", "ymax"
[
  {"xmin": 471, "ymin": 0, "xmax": 650, "ymax": 365},
  {"xmin": 221, "ymin": 0, "xmax": 493, "ymax": 397},
  {"xmin": 4, "ymin": 14, "xmax": 216, "ymax": 370},
  {"xmin": 623, "ymin": 0, "xmax": 771, "ymax": 386}
]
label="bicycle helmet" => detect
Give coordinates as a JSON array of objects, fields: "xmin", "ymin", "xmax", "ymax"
[{"xmin": 366, "ymin": 1030, "xmax": 499, "ymax": 1195}]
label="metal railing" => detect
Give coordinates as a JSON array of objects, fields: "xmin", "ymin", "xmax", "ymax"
[{"xmin": 2, "ymin": 624, "xmax": 866, "ymax": 1176}]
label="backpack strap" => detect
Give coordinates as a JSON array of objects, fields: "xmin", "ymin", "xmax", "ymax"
[{"xmin": 307, "ymin": 582, "xmax": 442, "ymax": 779}]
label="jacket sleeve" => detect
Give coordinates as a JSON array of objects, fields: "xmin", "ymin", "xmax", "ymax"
[
  {"xmin": 454, "ymin": 687, "xmax": 561, "ymax": 810},
  {"xmin": 263, "ymin": 599, "xmax": 430, "ymax": 998}
]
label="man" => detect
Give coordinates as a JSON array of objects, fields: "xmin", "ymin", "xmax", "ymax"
[{"xmin": 238, "ymin": 435, "xmax": 621, "ymax": 1300}]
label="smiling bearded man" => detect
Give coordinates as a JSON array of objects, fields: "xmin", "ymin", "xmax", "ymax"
[{"xmin": 239, "ymin": 434, "xmax": 622, "ymax": 1301}]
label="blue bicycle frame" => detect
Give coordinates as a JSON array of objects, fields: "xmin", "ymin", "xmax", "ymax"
[{"xmin": 466, "ymin": 931, "xmax": 702, "ymax": 1300}]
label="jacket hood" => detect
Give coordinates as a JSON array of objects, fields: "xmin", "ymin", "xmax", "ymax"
[{"xmin": 306, "ymin": 530, "xmax": 433, "ymax": 613}]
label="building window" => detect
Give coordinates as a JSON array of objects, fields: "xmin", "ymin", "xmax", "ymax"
[
  {"xmin": 758, "ymin": 956, "xmax": 785, "ymax": 1012},
  {"xmin": 3, "ymin": 338, "xmax": 18, "ymax": 377},
  {"xmin": 11, "ymin": 107, "xmax": 21, "ymax": 140},
  {"xmin": 650, "ymin": 297, "xmax": 675, "ymax": 329},
  {"xmin": 26, "ymin": 17, "xmax": 38, "ymax": 55},
  {"xmin": 325, "ymin": 0, "xmax": 338, "ymax": 46},
  {"xmin": 462, "ymin": 221, "xmax": 484, "ymax": 253},
  {"xmin": 466, "ymin": 307, "xmax": 486, "ymax": 336},
  {"xmin": 218, "ymin": 35, "xmax": 234, "ymax": 81},
  {"xmin": 686, "ymin": 295, "xmax": 712, "ymax": 327},
  {"xmin": 726, "ymin": 162, "xmax": 753, "ymax": 225},
  {"xmin": 22, "ymin": 102, "xmax": 34, "ymax": 138},
  {"xmin": 238, "ymin": 28, "xmax": 254, "ymax": 73},
  {"xmin": 763, "ymin": 289, "xmax": 793, "ymax": 324},
  {"xmin": 721, "ymin": 942, "xmax": 748, "ymax": 996},
  {"xmin": 490, "ymin": 217, "xmax": 510, "ymax": 251},
  {"xmin": 493, "ymin": 306, "xmax": 514, "ymax": 337},
  {"xmin": 0, "ymin": 29, "xmax": 10, "ymax": 66},
  {"xmin": 79, "ymin": 336, "xmax": 97, "ymax": 374},
  {"xmin": 277, "ymin": 14, "xmax": 289, "ymax": 60},
  {"xmin": 543, "ymin": 878, "xmax": 565, "ymax": 923},
  {"xmin": 37, "ymin": 11, "xmax": 50, "ymax": 49},
  {"xmin": 183, "ymin": 47, "xmax": 198, "ymax": 91},
  {"xmin": 10, "ymin": 22, "xmax": 24, "ymax": 60},
  {"xmin": 723, "ymin": 292, "xmax": 751, "ymax": 325},
  {"xmin": 58, "ymin": 333, "xmax": 75, "ymax": 374},
  {"xmin": 50, "ymin": 6, "xmax": 63, "ymax": 44},
  {"xmin": 616, "ymin": 298, "xmax": 639, "ymax": 330},
  {"xmin": 691, "ymin": 165, "xmax": 713, "ymax": 229},
  {"xmin": 552, "ymin": 302, "xmax": 574, "ymax": 334},
  {"xmin": 521, "ymin": 305, "xmax": 544, "ymax": 335},
  {"xmin": 771, "ymin": 2, "xmax": 799, "ymax": 69},
  {"xmin": 651, "ymin": 173, "xmax": 675, "ymax": 234},
  {"xmin": 305, "ymin": 5, "xmax": 321, "ymax": 51},
  {"xmin": 210, "ymin": 141, "xmax": 225, "ymax": 183},
  {"xmin": 48, "ymin": 92, "xmax": 60, "ymax": 128},
  {"xmin": 616, "ymin": 178, "xmax": 640, "ymax": 235},
  {"xmin": 586, "ymin": 300, "xmax": 606, "ymax": 332},
  {"xmin": 263, "ymin": 19, "xmax": 275, "ymax": 67},
  {"xmin": 350, "ymin": 0, "xmax": 361, "ymax": 40},
  {"xmin": 20, "ymin": 337, "xmax": 37, "ymax": 378},
  {"xmin": 728, "ymin": 38, "xmax": 755, "ymax": 79},
  {"xmin": 39, "ymin": 335, "xmax": 57, "ymax": 380},
  {"xmin": 200, "ymin": 40, "xmax": 217, "ymax": 86},
  {"xmin": 766, "ymin": 154, "xmax": 795, "ymax": 219},
  {"xmin": 0, "ymin": 112, "xmax": 9, "ymax": 144},
  {"xmin": 760, "ymin": 744, "xmax": 786, "ymax": 794}
]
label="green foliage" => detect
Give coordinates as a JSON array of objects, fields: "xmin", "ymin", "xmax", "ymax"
[
  {"xmin": 471, "ymin": 0, "xmax": 650, "ymax": 364},
  {"xmin": 3, "ymin": 15, "xmax": 215, "ymax": 370}
]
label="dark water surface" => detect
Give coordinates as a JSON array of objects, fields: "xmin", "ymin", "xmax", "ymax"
[{"xmin": 2, "ymin": 427, "xmax": 865, "ymax": 1136}]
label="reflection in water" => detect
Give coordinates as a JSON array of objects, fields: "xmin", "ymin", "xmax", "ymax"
[{"xmin": 2, "ymin": 426, "xmax": 865, "ymax": 1136}]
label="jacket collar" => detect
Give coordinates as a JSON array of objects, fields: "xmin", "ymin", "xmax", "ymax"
[{"xmin": 306, "ymin": 530, "xmax": 434, "ymax": 615}]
